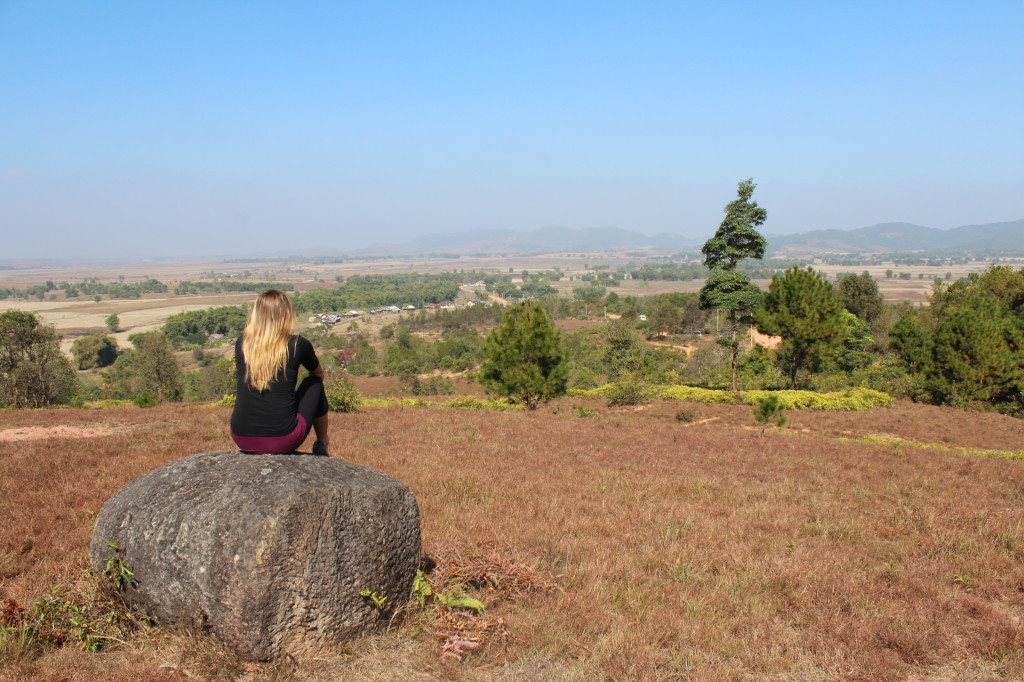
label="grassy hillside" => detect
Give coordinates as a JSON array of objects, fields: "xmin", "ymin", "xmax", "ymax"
[{"xmin": 2, "ymin": 399, "xmax": 1024, "ymax": 680}]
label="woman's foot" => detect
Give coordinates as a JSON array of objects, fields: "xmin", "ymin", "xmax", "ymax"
[{"xmin": 312, "ymin": 440, "xmax": 329, "ymax": 456}]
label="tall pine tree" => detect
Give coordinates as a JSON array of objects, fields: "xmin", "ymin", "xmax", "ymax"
[{"xmin": 699, "ymin": 179, "xmax": 767, "ymax": 389}]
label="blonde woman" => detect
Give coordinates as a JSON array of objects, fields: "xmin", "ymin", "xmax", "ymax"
[{"xmin": 230, "ymin": 289, "xmax": 330, "ymax": 455}]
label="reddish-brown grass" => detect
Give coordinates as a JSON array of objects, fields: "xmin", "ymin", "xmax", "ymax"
[{"xmin": 2, "ymin": 399, "xmax": 1024, "ymax": 680}]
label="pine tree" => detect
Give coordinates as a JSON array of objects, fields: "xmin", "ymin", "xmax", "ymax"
[
  {"xmin": 478, "ymin": 301, "xmax": 568, "ymax": 410},
  {"xmin": 889, "ymin": 310, "xmax": 933, "ymax": 375},
  {"xmin": 928, "ymin": 296, "xmax": 1024, "ymax": 407},
  {"xmin": 755, "ymin": 267, "xmax": 847, "ymax": 388},
  {"xmin": 701, "ymin": 178, "xmax": 767, "ymax": 272},
  {"xmin": 699, "ymin": 179, "xmax": 767, "ymax": 389}
]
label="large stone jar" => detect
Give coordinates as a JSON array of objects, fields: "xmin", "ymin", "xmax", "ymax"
[{"xmin": 90, "ymin": 450, "xmax": 421, "ymax": 661}]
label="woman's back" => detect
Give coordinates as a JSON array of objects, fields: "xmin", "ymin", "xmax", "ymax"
[
  {"xmin": 229, "ymin": 288, "xmax": 330, "ymax": 456},
  {"xmin": 231, "ymin": 334, "xmax": 318, "ymax": 437}
]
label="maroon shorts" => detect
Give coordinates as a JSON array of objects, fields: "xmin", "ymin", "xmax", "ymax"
[{"xmin": 231, "ymin": 414, "xmax": 310, "ymax": 454}]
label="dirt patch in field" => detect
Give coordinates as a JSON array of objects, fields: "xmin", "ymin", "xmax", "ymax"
[
  {"xmin": 0, "ymin": 424, "xmax": 128, "ymax": 442},
  {"xmin": 647, "ymin": 339, "xmax": 697, "ymax": 355},
  {"xmin": 555, "ymin": 318, "xmax": 606, "ymax": 334}
]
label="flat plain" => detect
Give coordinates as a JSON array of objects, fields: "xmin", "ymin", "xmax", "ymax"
[{"xmin": 0, "ymin": 254, "xmax": 1006, "ymax": 355}]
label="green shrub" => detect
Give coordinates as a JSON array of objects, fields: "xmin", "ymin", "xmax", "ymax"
[
  {"xmin": 809, "ymin": 372, "xmax": 854, "ymax": 393},
  {"xmin": 0, "ymin": 574, "xmax": 139, "ymax": 658},
  {"xmin": 567, "ymin": 385, "xmax": 612, "ymax": 399},
  {"xmin": 401, "ymin": 374, "xmax": 454, "ymax": 396},
  {"xmin": 675, "ymin": 409, "xmax": 695, "ymax": 423},
  {"xmin": 441, "ymin": 397, "xmax": 522, "ymax": 411},
  {"xmin": 606, "ymin": 373, "xmax": 655, "ymax": 407},
  {"xmin": 419, "ymin": 376, "xmax": 454, "ymax": 395},
  {"xmin": 71, "ymin": 333, "xmax": 119, "ymax": 370},
  {"xmin": 325, "ymin": 376, "xmax": 361, "ymax": 413},
  {"xmin": 856, "ymin": 359, "xmax": 921, "ymax": 401},
  {"xmin": 576, "ymin": 405, "xmax": 597, "ymax": 418},
  {"xmin": 567, "ymin": 365, "xmax": 600, "ymax": 391},
  {"xmin": 754, "ymin": 395, "xmax": 787, "ymax": 433},
  {"xmin": 132, "ymin": 392, "xmax": 157, "ymax": 408}
]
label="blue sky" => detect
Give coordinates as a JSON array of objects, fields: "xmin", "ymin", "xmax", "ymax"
[{"xmin": 1, "ymin": 1, "xmax": 1021, "ymax": 258}]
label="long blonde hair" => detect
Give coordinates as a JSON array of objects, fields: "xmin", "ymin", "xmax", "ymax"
[{"xmin": 242, "ymin": 289, "xmax": 296, "ymax": 391}]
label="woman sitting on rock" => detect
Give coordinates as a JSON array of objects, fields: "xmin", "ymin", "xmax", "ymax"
[{"xmin": 230, "ymin": 289, "xmax": 330, "ymax": 455}]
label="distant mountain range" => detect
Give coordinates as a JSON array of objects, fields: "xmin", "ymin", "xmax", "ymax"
[
  {"xmin": 357, "ymin": 226, "xmax": 698, "ymax": 255},
  {"xmin": 769, "ymin": 220, "xmax": 1024, "ymax": 255},
  {"xmin": 357, "ymin": 220, "xmax": 1024, "ymax": 257}
]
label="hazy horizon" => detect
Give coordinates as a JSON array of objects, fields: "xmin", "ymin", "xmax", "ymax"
[{"xmin": 2, "ymin": 2, "xmax": 1022, "ymax": 260}]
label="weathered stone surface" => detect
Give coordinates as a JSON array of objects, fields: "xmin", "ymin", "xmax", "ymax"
[{"xmin": 89, "ymin": 450, "xmax": 420, "ymax": 661}]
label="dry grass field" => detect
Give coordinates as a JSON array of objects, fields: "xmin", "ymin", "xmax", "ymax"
[{"xmin": 2, "ymin": 398, "xmax": 1024, "ymax": 681}]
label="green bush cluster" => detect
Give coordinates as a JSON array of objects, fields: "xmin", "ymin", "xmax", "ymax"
[
  {"xmin": 0, "ymin": 278, "xmax": 168, "ymax": 301},
  {"xmin": 749, "ymin": 387, "xmax": 892, "ymax": 410},
  {"xmin": 182, "ymin": 355, "xmax": 234, "ymax": 402},
  {"xmin": 174, "ymin": 280, "xmax": 291, "ymax": 295},
  {"xmin": 571, "ymin": 383, "xmax": 892, "ymax": 411},
  {"xmin": 400, "ymin": 374, "xmax": 454, "ymax": 396},
  {"xmin": 101, "ymin": 332, "xmax": 182, "ymax": 403},
  {"xmin": 163, "ymin": 306, "xmax": 247, "ymax": 348},
  {"xmin": 889, "ymin": 267, "xmax": 1024, "ymax": 414},
  {"xmin": 441, "ymin": 396, "xmax": 521, "ymax": 411},
  {"xmin": 293, "ymin": 273, "xmax": 463, "ymax": 313},
  {"xmin": 605, "ymin": 372, "xmax": 655, "ymax": 407},
  {"xmin": 656, "ymin": 385, "xmax": 744, "ymax": 404}
]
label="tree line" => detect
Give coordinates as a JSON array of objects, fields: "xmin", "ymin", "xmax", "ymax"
[
  {"xmin": 173, "ymin": 281, "xmax": 293, "ymax": 295},
  {"xmin": 3, "ymin": 262, "xmax": 1022, "ymax": 416},
  {"xmin": 0, "ymin": 278, "xmax": 167, "ymax": 301}
]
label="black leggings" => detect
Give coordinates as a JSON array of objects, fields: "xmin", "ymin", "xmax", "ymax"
[{"xmin": 295, "ymin": 375, "xmax": 328, "ymax": 424}]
